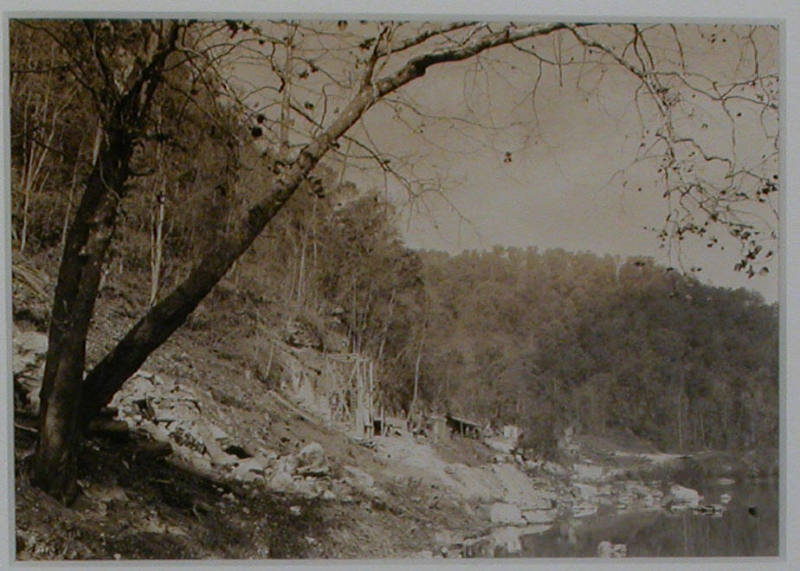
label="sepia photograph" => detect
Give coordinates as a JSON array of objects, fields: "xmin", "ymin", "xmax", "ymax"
[{"xmin": 3, "ymin": 5, "xmax": 787, "ymax": 564}]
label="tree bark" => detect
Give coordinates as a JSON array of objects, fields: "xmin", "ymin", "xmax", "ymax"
[
  {"xmin": 409, "ymin": 329, "xmax": 425, "ymax": 425},
  {"xmin": 32, "ymin": 22, "xmax": 180, "ymax": 502},
  {"xmin": 32, "ymin": 130, "xmax": 132, "ymax": 503},
  {"xmin": 149, "ymin": 187, "xmax": 166, "ymax": 306}
]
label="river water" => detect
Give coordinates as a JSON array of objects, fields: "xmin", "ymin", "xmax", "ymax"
[{"xmin": 483, "ymin": 479, "xmax": 778, "ymax": 558}]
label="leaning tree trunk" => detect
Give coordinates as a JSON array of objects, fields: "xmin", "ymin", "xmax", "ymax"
[
  {"xmin": 79, "ymin": 147, "xmax": 325, "ymax": 421},
  {"xmin": 77, "ymin": 70, "xmax": 393, "ymax": 422},
  {"xmin": 76, "ymin": 19, "xmax": 573, "ymax": 451}
]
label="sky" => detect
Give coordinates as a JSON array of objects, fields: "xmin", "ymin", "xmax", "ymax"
[
  {"xmin": 332, "ymin": 23, "xmax": 781, "ymax": 302},
  {"xmin": 187, "ymin": 19, "xmax": 781, "ymax": 302}
]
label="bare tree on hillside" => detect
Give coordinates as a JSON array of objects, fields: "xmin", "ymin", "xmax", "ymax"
[{"xmin": 10, "ymin": 19, "xmax": 778, "ymax": 502}]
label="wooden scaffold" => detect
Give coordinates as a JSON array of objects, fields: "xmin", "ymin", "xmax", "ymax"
[{"xmin": 322, "ymin": 353, "xmax": 375, "ymax": 438}]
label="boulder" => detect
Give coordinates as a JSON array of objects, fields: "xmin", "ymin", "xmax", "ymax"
[
  {"xmin": 667, "ymin": 484, "xmax": 702, "ymax": 508},
  {"xmin": 573, "ymin": 463, "xmax": 603, "ymax": 481},
  {"xmin": 572, "ymin": 483, "xmax": 599, "ymax": 501},
  {"xmin": 208, "ymin": 423, "xmax": 231, "ymax": 444},
  {"xmin": 342, "ymin": 465, "xmax": 375, "ymax": 491},
  {"xmin": 14, "ymin": 374, "xmax": 41, "ymax": 414},
  {"xmin": 488, "ymin": 503, "xmax": 525, "ymax": 526},
  {"xmin": 233, "ymin": 457, "xmax": 269, "ymax": 478},
  {"xmin": 296, "ymin": 442, "xmax": 328, "ymax": 476},
  {"xmin": 597, "ymin": 541, "xmax": 627, "ymax": 558},
  {"xmin": 294, "ymin": 479, "xmax": 324, "ymax": 499},
  {"xmin": 196, "ymin": 423, "xmax": 239, "ymax": 466},
  {"xmin": 12, "ymin": 329, "xmax": 48, "ymax": 373},
  {"xmin": 523, "ymin": 459, "xmax": 542, "ymax": 472},
  {"xmin": 145, "ymin": 422, "xmax": 172, "ymax": 443},
  {"xmin": 170, "ymin": 444, "xmax": 215, "ymax": 478},
  {"xmin": 519, "ymin": 495, "xmax": 554, "ymax": 511},
  {"xmin": 111, "ymin": 375, "xmax": 152, "ymax": 409},
  {"xmin": 277, "ymin": 454, "xmax": 299, "ymax": 475},
  {"xmin": 232, "ymin": 469, "xmax": 262, "ymax": 483},
  {"xmin": 269, "ymin": 469, "xmax": 295, "ymax": 492},
  {"xmin": 542, "ymin": 461, "xmax": 568, "ymax": 477},
  {"xmin": 330, "ymin": 479, "xmax": 356, "ymax": 503},
  {"xmin": 12, "ymin": 329, "xmax": 48, "ymax": 413}
]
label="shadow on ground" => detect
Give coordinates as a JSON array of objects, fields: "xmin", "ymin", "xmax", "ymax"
[{"xmin": 14, "ymin": 423, "xmax": 327, "ymax": 560}]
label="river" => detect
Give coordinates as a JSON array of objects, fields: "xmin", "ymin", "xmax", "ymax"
[{"xmin": 475, "ymin": 479, "xmax": 778, "ymax": 558}]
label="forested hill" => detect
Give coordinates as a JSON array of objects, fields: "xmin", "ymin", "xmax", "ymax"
[
  {"xmin": 11, "ymin": 118, "xmax": 778, "ymax": 458},
  {"xmin": 8, "ymin": 37, "xmax": 776, "ymax": 458},
  {"xmin": 415, "ymin": 247, "xmax": 778, "ymax": 456}
]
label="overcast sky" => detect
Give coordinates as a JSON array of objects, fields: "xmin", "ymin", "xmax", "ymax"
[{"xmin": 336, "ymin": 23, "xmax": 780, "ymax": 301}]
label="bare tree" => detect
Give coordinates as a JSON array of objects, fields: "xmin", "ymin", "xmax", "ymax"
[
  {"xmin": 24, "ymin": 20, "xmax": 185, "ymax": 501},
  {"xmin": 12, "ymin": 19, "xmax": 778, "ymax": 502}
]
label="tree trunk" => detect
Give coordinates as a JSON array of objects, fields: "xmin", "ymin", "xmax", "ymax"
[
  {"xmin": 32, "ymin": 131, "xmax": 132, "ymax": 503},
  {"xmin": 149, "ymin": 188, "xmax": 166, "ymax": 306},
  {"xmin": 409, "ymin": 330, "xmax": 425, "ymax": 425},
  {"xmin": 677, "ymin": 390, "xmax": 683, "ymax": 453},
  {"xmin": 78, "ymin": 146, "xmax": 328, "ymax": 422},
  {"xmin": 60, "ymin": 141, "xmax": 84, "ymax": 253},
  {"xmin": 31, "ymin": 21, "xmax": 182, "ymax": 502}
]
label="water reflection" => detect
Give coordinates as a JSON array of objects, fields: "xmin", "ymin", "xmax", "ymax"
[{"xmin": 470, "ymin": 480, "xmax": 778, "ymax": 558}]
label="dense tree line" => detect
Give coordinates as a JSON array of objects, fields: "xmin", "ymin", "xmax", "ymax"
[
  {"xmin": 211, "ymin": 199, "xmax": 779, "ymax": 458},
  {"xmin": 414, "ymin": 247, "xmax": 778, "ymax": 455}
]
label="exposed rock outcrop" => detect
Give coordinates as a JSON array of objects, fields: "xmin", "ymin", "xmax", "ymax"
[
  {"xmin": 110, "ymin": 371, "xmax": 275, "ymax": 482},
  {"xmin": 297, "ymin": 442, "xmax": 328, "ymax": 476},
  {"xmin": 12, "ymin": 326, "xmax": 47, "ymax": 414}
]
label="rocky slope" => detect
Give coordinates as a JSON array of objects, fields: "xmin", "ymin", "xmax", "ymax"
[
  {"xmin": 14, "ymin": 320, "xmax": 755, "ymax": 561},
  {"xmin": 11, "ymin": 256, "xmax": 774, "ymax": 560}
]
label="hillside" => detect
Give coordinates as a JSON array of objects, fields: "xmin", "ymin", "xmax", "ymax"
[
  {"xmin": 12, "ymin": 253, "xmax": 479, "ymax": 559},
  {"xmin": 11, "ymin": 252, "xmax": 777, "ymax": 560}
]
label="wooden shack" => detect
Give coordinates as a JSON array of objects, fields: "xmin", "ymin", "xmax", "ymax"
[
  {"xmin": 446, "ymin": 414, "xmax": 482, "ymax": 439},
  {"xmin": 373, "ymin": 414, "xmax": 405, "ymax": 437}
]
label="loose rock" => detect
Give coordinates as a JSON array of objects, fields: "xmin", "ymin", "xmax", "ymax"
[
  {"xmin": 296, "ymin": 442, "xmax": 328, "ymax": 476},
  {"xmin": 488, "ymin": 502, "xmax": 525, "ymax": 525},
  {"xmin": 666, "ymin": 484, "xmax": 701, "ymax": 509}
]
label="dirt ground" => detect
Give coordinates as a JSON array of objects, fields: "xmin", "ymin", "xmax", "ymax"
[{"xmin": 14, "ymin": 414, "xmax": 488, "ymax": 560}]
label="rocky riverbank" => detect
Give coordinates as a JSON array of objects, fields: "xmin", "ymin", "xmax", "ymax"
[{"xmin": 12, "ymin": 317, "xmax": 776, "ymax": 560}]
